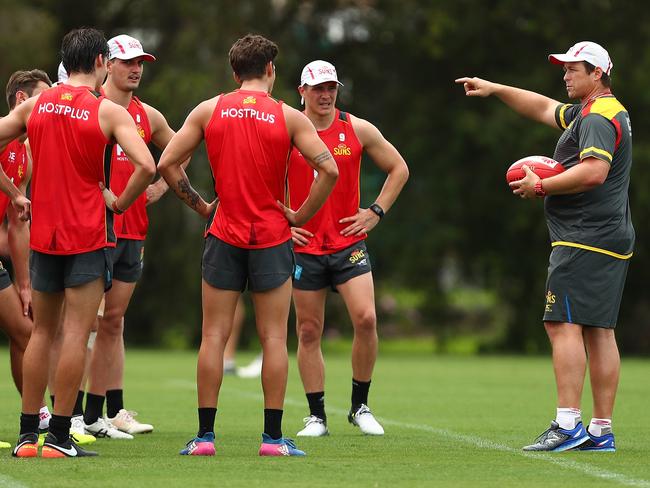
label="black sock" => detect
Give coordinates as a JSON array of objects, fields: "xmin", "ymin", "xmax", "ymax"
[
  {"xmin": 197, "ymin": 407, "xmax": 217, "ymax": 437},
  {"xmin": 351, "ymin": 378, "xmax": 371, "ymax": 411},
  {"xmin": 83, "ymin": 393, "xmax": 105, "ymax": 425},
  {"xmin": 73, "ymin": 391, "xmax": 85, "ymax": 417},
  {"xmin": 306, "ymin": 391, "xmax": 326, "ymax": 422},
  {"xmin": 106, "ymin": 389, "xmax": 124, "ymax": 418},
  {"xmin": 263, "ymin": 409, "xmax": 283, "ymax": 440},
  {"xmin": 20, "ymin": 413, "xmax": 39, "ymax": 435},
  {"xmin": 50, "ymin": 395, "xmax": 55, "ymax": 409},
  {"xmin": 49, "ymin": 414, "xmax": 71, "ymax": 442}
]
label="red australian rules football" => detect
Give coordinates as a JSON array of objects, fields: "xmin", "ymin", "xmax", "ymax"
[{"xmin": 506, "ymin": 155, "xmax": 565, "ymax": 184}]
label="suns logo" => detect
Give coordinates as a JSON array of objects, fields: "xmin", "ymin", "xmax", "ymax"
[
  {"xmin": 243, "ymin": 96, "xmax": 256, "ymax": 105},
  {"xmin": 136, "ymin": 125, "xmax": 145, "ymax": 139},
  {"xmin": 61, "ymin": 93, "xmax": 73, "ymax": 101},
  {"xmin": 17, "ymin": 164, "xmax": 24, "ymax": 179},
  {"xmin": 545, "ymin": 290, "xmax": 556, "ymax": 312},
  {"xmin": 349, "ymin": 249, "xmax": 366, "ymax": 264},
  {"xmin": 333, "ymin": 143, "xmax": 351, "ymax": 156}
]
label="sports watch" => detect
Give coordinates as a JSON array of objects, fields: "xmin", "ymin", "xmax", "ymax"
[{"xmin": 369, "ymin": 203, "xmax": 385, "ymax": 219}]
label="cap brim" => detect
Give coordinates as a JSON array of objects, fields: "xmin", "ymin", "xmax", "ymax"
[
  {"xmin": 549, "ymin": 54, "xmax": 581, "ymax": 65},
  {"xmin": 302, "ymin": 79, "xmax": 343, "ymax": 87},
  {"xmin": 111, "ymin": 53, "xmax": 156, "ymax": 62}
]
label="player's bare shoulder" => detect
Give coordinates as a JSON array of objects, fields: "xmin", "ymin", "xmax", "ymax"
[
  {"xmin": 348, "ymin": 112, "xmax": 382, "ymax": 147},
  {"xmin": 282, "ymin": 104, "xmax": 312, "ymax": 135},
  {"xmin": 187, "ymin": 95, "xmax": 221, "ymax": 130}
]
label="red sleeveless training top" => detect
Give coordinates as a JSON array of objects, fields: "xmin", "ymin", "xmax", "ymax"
[
  {"xmin": 109, "ymin": 96, "xmax": 152, "ymax": 240},
  {"xmin": 204, "ymin": 90, "xmax": 292, "ymax": 249},
  {"xmin": 27, "ymin": 84, "xmax": 114, "ymax": 254},
  {"xmin": 0, "ymin": 139, "xmax": 28, "ymax": 221},
  {"xmin": 288, "ymin": 110, "xmax": 364, "ymax": 254}
]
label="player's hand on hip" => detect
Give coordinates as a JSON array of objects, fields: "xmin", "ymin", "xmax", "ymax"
[
  {"xmin": 509, "ymin": 165, "xmax": 538, "ymax": 200},
  {"xmin": 291, "ymin": 227, "xmax": 313, "ymax": 246},
  {"xmin": 11, "ymin": 195, "xmax": 30, "ymax": 221},
  {"xmin": 99, "ymin": 182, "xmax": 119, "ymax": 209},
  {"xmin": 454, "ymin": 77, "xmax": 494, "ymax": 97},
  {"xmin": 339, "ymin": 208, "xmax": 379, "ymax": 236},
  {"xmin": 145, "ymin": 184, "xmax": 165, "ymax": 206},
  {"xmin": 201, "ymin": 197, "xmax": 218, "ymax": 220},
  {"xmin": 277, "ymin": 200, "xmax": 303, "ymax": 227}
]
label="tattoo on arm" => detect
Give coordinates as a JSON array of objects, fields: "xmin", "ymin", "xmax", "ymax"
[
  {"xmin": 177, "ymin": 177, "xmax": 200, "ymax": 209},
  {"xmin": 313, "ymin": 150, "xmax": 332, "ymax": 166}
]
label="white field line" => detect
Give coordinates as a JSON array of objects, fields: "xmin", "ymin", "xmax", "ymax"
[
  {"xmin": 0, "ymin": 474, "xmax": 29, "ymax": 488},
  {"xmin": 167, "ymin": 378, "xmax": 650, "ymax": 487}
]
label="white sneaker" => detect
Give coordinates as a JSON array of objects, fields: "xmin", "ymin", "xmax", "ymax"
[
  {"xmin": 297, "ymin": 416, "xmax": 329, "ymax": 437},
  {"xmin": 237, "ymin": 353, "xmax": 263, "ymax": 378},
  {"xmin": 348, "ymin": 404, "xmax": 384, "ymax": 435},
  {"xmin": 108, "ymin": 409, "xmax": 154, "ymax": 434},
  {"xmin": 84, "ymin": 417, "xmax": 134, "ymax": 439},
  {"xmin": 70, "ymin": 415, "xmax": 97, "ymax": 445}
]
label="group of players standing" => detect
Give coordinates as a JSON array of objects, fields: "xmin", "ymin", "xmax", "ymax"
[
  {"xmin": 0, "ymin": 28, "xmax": 408, "ymax": 458},
  {"xmin": 1, "ymin": 26, "xmax": 630, "ymax": 460}
]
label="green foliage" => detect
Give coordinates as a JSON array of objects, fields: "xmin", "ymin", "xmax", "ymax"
[{"xmin": 1, "ymin": 0, "xmax": 650, "ymax": 351}]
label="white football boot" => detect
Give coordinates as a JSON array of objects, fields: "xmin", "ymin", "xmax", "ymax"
[
  {"xmin": 70, "ymin": 415, "xmax": 97, "ymax": 445},
  {"xmin": 108, "ymin": 409, "xmax": 154, "ymax": 434},
  {"xmin": 84, "ymin": 416, "xmax": 134, "ymax": 439},
  {"xmin": 236, "ymin": 353, "xmax": 263, "ymax": 378},
  {"xmin": 296, "ymin": 416, "xmax": 329, "ymax": 437},
  {"xmin": 348, "ymin": 404, "xmax": 384, "ymax": 435}
]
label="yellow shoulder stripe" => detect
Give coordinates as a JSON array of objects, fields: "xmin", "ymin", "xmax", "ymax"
[
  {"xmin": 579, "ymin": 146, "xmax": 612, "ymax": 162},
  {"xmin": 558, "ymin": 104, "xmax": 571, "ymax": 129},
  {"xmin": 552, "ymin": 241, "xmax": 633, "ymax": 260},
  {"xmin": 588, "ymin": 98, "xmax": 626, "ymax": 120}
]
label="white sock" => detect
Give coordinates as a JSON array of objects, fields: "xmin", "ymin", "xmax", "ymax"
[
  {"xmin": 555, "ymin": 407, "xmax": 581, "ymax": 430},
  {"xmin": 224, "ymin": 359, "xmax": 235, "ymax": 369},
  {"xmin": 39, "ymin": 405, "xmax": 51, "ymax": 430},
  {"xmin": 588, "ymin": 418, "xmax": 612, "ymax": 437}
]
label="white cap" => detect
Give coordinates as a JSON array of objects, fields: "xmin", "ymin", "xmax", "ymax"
[
  {"xmin": 108, "ymin": 34, "xmax": 156, "ymax": 62},
  {"xmin": 57, "ymin": 62, "xmax": 68, "ymax": 83},
  {"xmin": 549, "ymin": 41, "xmax": 612, "ymax": 75},
  {"xmin": 300, "ymin": 60, "xmax": 343, "ymax": 87}
]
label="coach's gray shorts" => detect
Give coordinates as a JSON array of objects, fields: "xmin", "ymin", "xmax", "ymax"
[
  {"xmin": 543, "ymin": 245, "xmax": 629, "ymax": 329},
  {"xmin": 293, "ymin": 241, "xmax": 372, "ymax": 291},
  {"xmin": 202, "ymin": 234, "xmax": 293, "ymax": 292},
  {"xmin": 30, "ymin": 248, "xmax": 113, "ymax": 293},
  {"xmin": 111, "ymin": 239, "xmax": 145, "ymax": 283}
]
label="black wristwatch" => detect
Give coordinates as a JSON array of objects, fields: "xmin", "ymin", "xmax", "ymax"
[{"xmin": 369, "ymin": 203, "xmax": 384, "ymax": 219}]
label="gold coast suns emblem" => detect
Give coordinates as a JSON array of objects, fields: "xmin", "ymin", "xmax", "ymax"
[
  {"xmin": 333, "ymin": 143, "xmax": 351, "ymax": 156},
  {"xmin": 243, "ymin": 96, "xmax": 256, "ymax": 105},
  {"xmin": 17, "ymin": 163, "xmax": 24, "ymax": 179},
  {"xmin": 136, "ymin": 125, "xmax": 145, "ymax": 139},
  {"xmin": 60, "ymin": 93, "xmax": 73, "ymax": 101},
  {"xmin": 545, "ymin": 290, "xmax": 556, "ymax": 312}
]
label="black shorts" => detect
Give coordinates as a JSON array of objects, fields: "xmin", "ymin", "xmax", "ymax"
[
  {"xmin": 111, "ymin": 239, "xmax": 145, "ymax": 283},
  {"xmin": 543, "ymin": 246, "xmax": 629, "ymax": 329},
  {"xmin": 293, "ymin": 241, "xmax": 372, "ymax": 291},
  {"xmin": 0, "ymin": 262, "xmax": 11, "ymax": 291},
  {"xmin": 30, "ymin": 248, "xmax": 114, "ymax": 293},
  {"xmin": 201, "ymin": 235, "xmax": 294, "ymax": 292}
]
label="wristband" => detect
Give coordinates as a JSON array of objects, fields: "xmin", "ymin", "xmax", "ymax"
[
  {"xmin": 369, "ymin": 203, "xmax": 385, "ymax": 219},
  {"xmin": 534, "ymin": 179, "xmax": 546, "ymax": 198},
  {"xmin": 111, "ymin": 199, "xmax": 124, "ymax": 215}
]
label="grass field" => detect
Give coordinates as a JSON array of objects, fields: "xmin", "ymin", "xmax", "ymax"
[{"xmin": 0, "ymin": 347, "xmax": 649, "ymax": 487}]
